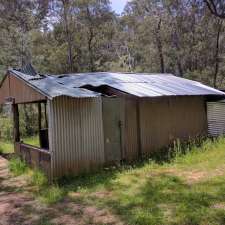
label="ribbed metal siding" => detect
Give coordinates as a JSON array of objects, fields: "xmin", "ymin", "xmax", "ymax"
[
  {"xmin": 124, "ymin": 99, "xmax": 139, "ymax": 161},
  {"xmin": 48, "ymin": 96, "xmax": 104, "ymax": 178},
  {"xmin": 139, "ymin": 96, "xmax": 207, "ymax": 155},
  {"xmin": 207, "ymin": 102, "xmax": 225, "ymax": 137}
]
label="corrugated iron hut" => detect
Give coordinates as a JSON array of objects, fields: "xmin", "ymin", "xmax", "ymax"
[{"xmin": 0, "ymin": 67, "xmax": 224, "ymax": 179}]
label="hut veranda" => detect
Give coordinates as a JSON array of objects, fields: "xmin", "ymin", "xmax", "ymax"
[{"xmin": 0, "ymin": 67, "xmax": 224, "ymax": 179}]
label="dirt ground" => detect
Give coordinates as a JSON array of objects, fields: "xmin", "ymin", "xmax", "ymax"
[{"xmin": 0, "ymin": 156, "xmax": 123, "ymax": 225}]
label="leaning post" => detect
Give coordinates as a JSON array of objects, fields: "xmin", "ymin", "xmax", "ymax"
[{"xmin": 12, "ymin": 103, "xmax": 20, "ymax": 144}]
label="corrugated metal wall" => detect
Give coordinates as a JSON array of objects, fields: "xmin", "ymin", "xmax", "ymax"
[
  {"xmin": 48, "ymin": 96, "xmax": 104, "ymax": 178},
  {"xmin": 123, "ymin": 99, "xmax": 139, "ymax": 161},
  {"xmin": 207, "ymin": 101, "xmax": 225, "ymax": 137},
  {"xmin": 102, "ymin": 97, "xmax": 123, "ymax": 164},
  {"xmin": 103, "ymin": 96, "xmax": 207, "ymax": 162},
  {"xmin": 139, "ymin": 96, "xmax": 207, "ymax": 155}
]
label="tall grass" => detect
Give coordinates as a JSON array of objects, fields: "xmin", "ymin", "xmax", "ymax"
[{"xmin": 9, "ymin": 157, "xmax": 28, "ymax": 176}]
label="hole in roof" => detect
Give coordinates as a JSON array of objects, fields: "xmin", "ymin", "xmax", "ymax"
[
  {"xmin": 58, "ymin": 75, "xmax": 69, "ymax": 78},
  {"xmin": 28, "ymin": 74, "xmax": 46, "ymax": 81},
  {"xmin": 81, "ymin": 85, "xmax": 117, "ymax": 97}
]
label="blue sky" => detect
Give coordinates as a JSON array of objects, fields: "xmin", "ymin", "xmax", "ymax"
[{"xmin": 110, "ymin": 0, "xmax": 129, "ymax": 14}]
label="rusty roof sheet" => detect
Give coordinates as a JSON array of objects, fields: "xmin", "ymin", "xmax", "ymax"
[{"xmin": 8, "ymin": 70, "xmax": 225, "ymax": 99}]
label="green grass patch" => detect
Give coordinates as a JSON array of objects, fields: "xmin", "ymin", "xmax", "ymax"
[
  {"xmin": 29, "ymin": 169, "xmax": 48, "ymax": 187},
  {"xmin": 0, "ymin": 141, "xmax": 14, "ymax": 154},
  {"xmin": 39, "ymin": 185, "xmax": 65, "ymax": 205},
  {"xmin": 9, "ymin": 157, "xmax": 28, "ymax": 176},
  {"xmin": 0, "ymin": 135, "xmax": 40, "ymax": 154},
  {"xmin": 59, "ymin": 137, "xmax": 225, "ymax": 225},
  {"xmin": 22, "ymin": 135, "xmax": 40, "ymax": 148},
  {"xmin": 7, "ymin": 137, "xmax": 225, "ymax": 224},
  {"xmin": 28, "ymin": 169, "xmax": 65, "ymax": 205}
]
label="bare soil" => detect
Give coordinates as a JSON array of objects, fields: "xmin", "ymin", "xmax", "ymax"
[{"xmin": 0, "ymin": 156, "xmax": 123, "ymax": 225}]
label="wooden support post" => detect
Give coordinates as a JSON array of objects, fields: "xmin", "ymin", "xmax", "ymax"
[
  {"xmin": 44, "ymin": 102, "xmax": 48, "ymax": 128},
  {"xmin": 12, "ymin": 104, "xmax": 20, "ymax": 143},
  {"xmin": 38, "ymin": 103, "xmax": 42, "ymax": 145}
]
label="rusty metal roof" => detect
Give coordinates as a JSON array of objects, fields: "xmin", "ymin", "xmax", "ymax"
[{"xmin": 8, "ymin": 69, "xmax": 225, "ymax": 99}]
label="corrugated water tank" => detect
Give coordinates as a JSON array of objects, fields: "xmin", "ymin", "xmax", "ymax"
[{"xmin": 207, "ymin": 101, "xmax": 225, "ymax": 137}]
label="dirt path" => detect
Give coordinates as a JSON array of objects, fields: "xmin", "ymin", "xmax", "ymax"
[
  {"xmin": 0, "ymin": 156, "xmax": 123, "ymax": 225},
  {"xmin": 0, "ymin": 156, "xmax": 35, "ymax": 225}
]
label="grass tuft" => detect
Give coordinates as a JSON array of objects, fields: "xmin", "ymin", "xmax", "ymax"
[
  {"xmin": 30, "ymin": 169, "xmax": 48, "ymax": 188},
  {"xmin": 9, "ymin": 157, "xmax": 28, "ymax": 176},
  {"xmin": 40, "ymin": 185, "xmax": 65, "ymax": 205}
]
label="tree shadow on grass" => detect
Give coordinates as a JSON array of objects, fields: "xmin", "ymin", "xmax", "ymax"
[
  {"xmin": 57, "ymin": 167, "xmax": 121, "ymax": 192},
  {"xmin": 94, "ymin": 174, "xmax": 225, "ymax": 225}
]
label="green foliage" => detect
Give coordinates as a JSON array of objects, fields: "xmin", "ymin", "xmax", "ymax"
[
  {"xmin": 9, "ymin": 157, "xmax": 28, "ymax": 176},
  {"xmin": 22, "ymin": 136, "xmax": 40, "ymax": 147},
  {"xmin": 0, "ymin": 0, "xmax": 224, "ymax": 86},
  {"xmin": 0, "ymin": 116, "xmax": 13, "ymax": 141},
  {"xmin": 0, "ymin": 141, "xmax": 13, "ymax": 154}
]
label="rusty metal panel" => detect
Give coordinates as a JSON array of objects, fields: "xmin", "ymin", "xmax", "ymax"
[
  {"xmin": 207, "ymin": 101, "xmax": 225, "ymax": 137},
  {"xmin": 48, "ymin": 96, "xmax": 104, "ymax": 178},
  {"xmin": 139, "ymin": 96, "xmax": 207, "ymax": 155},
  {"xmin": 9, "ymin": 75, "xmax": 46, "ymax": 104}
]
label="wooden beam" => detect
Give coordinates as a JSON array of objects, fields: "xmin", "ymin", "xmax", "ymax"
[{"xmin": 12, "ymin": 104, "xmax": 20, "ymax": 143}]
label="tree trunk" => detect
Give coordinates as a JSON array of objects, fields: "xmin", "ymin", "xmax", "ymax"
[
  {"xmin": 213, "ymin": 20, "xmax": 223, "ymax": 88},
  {"xmin": 88, "ymin": 27, "xmax": 95, "ymax": 72},
  {"xmin": 155, "ymin": 18, "xmax": 165, "ymax": 73},
  {"xmin": 86, "ymin": 6, "xmax": 95, "ymax": 72},
  {"xmin": 173, "ymin": 30, "xmax": 183, "ymax": 77},
  {"xmin": 62, "ymin": 0, "xmax": 73, "ymax": 73}
]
